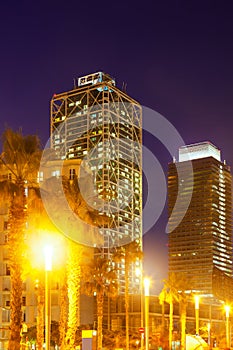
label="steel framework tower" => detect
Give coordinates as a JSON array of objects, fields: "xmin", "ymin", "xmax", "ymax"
[{"xmin": 50, "ymin": 72, "xmax": 142, "ymax": 291}]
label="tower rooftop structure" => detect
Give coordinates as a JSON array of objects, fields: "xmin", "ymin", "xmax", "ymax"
[
  {"xmin": 179, "ymin": 141, "xmax": 221, "ymax": 162},
  {"xmin": 75, "ymin": 71, "xmax": 116, "ymax": 88}
]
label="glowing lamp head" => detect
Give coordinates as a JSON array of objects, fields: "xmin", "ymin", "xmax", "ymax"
[
  {"xmin": 44, "ymin": 245, "xmax": 53, "ymax": 271},
  {"xmin": 144, "ymin": 277, "xmax": 150, "ymax": 296},
  {"xmin": 194, "ymin": 295, "xmax": 200, "ymax": 309},
  {"xmin": 225, "ymin": 305, "xmax": 230, "ymax": 317}
]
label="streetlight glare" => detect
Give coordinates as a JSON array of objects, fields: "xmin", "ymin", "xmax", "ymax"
[
  {"xmin": 194, "ymin": 295, "xmax": 200, "ymax": 310},
  {"xmin": 225, "ymin": 304, "xmax": 230, "ymax": 317},
  {"xmin": 44, "ymin": 245, "xmax": 53, "ymax": 271},
  {"xmin": 144, "ymin": 278, "xmax": 150, "ymax": 296}
]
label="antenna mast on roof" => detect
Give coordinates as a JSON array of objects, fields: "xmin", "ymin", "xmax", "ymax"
[{"xmin": 122, "ymin": 82, "xmax": 127, "ymax": 92}]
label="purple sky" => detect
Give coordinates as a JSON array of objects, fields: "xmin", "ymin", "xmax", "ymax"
[{"xmin": 1, "ymin": 0, "xmax": 233, "ymax": 291}]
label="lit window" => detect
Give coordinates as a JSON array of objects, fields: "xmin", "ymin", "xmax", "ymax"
[
  {"xmin": 69, "ymin": 169, "xmax": 76, "ymax": 180},
  {"xmin": 52, "ymin": 170, "xmax": 60, "ymax": 177},
  {"xmin": 37, "ymin": 171, "xmax": 43, "ymax": 183}
]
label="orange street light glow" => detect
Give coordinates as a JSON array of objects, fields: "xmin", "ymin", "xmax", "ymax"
[
  {"xmin": 144, "ymin": 277, "xmax": 150, "ymax": 296},
  {"xmin": 44, "ymin": 245, "xmax": 53, "ymax": 271},
  {"xmin": 194, "ymin": 295, "xmax": 200, "ymax": 310},
  {"xmin": 225, "ymin": 305, "xmax": 230, "ymax": 317}
]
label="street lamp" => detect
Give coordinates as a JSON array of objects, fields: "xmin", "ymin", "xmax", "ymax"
[
  {"xmin": 224, "ymin": 304, "xmax": 230, "ymax": 348},
  {"xmin": 194, "ymin": 295, "xmax": 200, "ymax": 336},
  {"xmin": 44, "ymin": 245, "xmax": 53, "ymax": 350},
  {"xmin": 207, "ymin": 322, "xmax": 211, "ymax": 347},
  {"xmin": 144, "ymin": 278, "xmax": 150, "ymax": 350}
]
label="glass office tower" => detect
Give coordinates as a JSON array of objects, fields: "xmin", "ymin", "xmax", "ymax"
[{"xmin": 168, "ymin": 142, "xmax": 233, "ymax": 299}]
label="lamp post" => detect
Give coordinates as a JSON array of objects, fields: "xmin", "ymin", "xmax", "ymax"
[
  {"xmin": 194, "ymin": 295, "xmax": 200, "ymax": 336},
  {"xmin": 44, "ymin": 245, "xmax": 53, "ymax": 350},
  {"xmin": 136, "ymin": 266, "xmax": 144, "ymax": 350},
  {"xmin": 225, "ymin": 305, "xmax": 230, "ymax": 348},
  {"xmin": 207, "ymin": 322, "xmax": 211, "ymax": 347},
  {"xmin": 144, "ymin": 278, "xmax": 150, "ymax": 350}
]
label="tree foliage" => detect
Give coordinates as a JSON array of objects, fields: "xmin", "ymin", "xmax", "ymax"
[
  {"xmin": 113, "ymin": 240, "xmax": 143, "ymax": 350},
  {"xmin": 0, "ymin": 128, "xmax": 41, "ymax": 350},
  {"xmin": 83, "ymin": 254, "xmax": 118, "ymax": 350}
]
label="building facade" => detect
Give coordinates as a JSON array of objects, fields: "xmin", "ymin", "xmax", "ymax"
[
  {"xmin": 168, "ymin": 141, "xmax": 233, "ymax": 300},
  {"xmin": 50, "ymin": 72, "xmax": 143, "ymax": 292}
]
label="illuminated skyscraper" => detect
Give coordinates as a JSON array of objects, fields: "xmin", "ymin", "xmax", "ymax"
[
  {"xmin": 168, "ymin": 142, "xmax": 233, "ymax": 299},
  {"xmin": 50, "ymin": 72, "xmax": 142, "ymax": 291}
]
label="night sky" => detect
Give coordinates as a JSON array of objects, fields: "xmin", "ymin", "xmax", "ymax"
[{"xmin": 1, "ymin": 0, "xmax": 233, "ymax": 293}]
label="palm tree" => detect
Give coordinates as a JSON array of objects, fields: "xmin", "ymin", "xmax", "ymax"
[
  {"xmin": 0, "ymin": 128, "xmax": 41, "ymax": 350},
  {"xmin": 161, "ymin": 272, "xmax": 190, "ymax": 350},
  {"xmin": 58, "ymin": 173, "xmax": 113, "ymax": 349},
  {"xmin": 179, "ymin": 290, "xmax": 187, "ymax": 350},
  {"xmin": 40, "ymin": 170, "xmax": 113, "ymax": 349},
  {"xmin": 159, "ymin": 288, "xmax": 166, "ymax": 338},
  {"xmin": 114, "ymin": 240, "xmax": 143, "ymax": 350},
  {"xmin": 83, "ymin": 254, "xmax": 118, "ymax": 350},
  {"xmin": 160, "ymin": 272, "xmax": 180, "ymax": 350},
  {"xmin": 176, "ymin": 273, "xmax": 190, "ymax": 350},
  {"xmin": 58, "ymin": 268, "xmax": 68, "ymax": 350}
]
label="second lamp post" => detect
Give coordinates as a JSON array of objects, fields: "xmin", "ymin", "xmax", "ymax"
[
  {"xmin": 144, "ymin": 278, "xmax": 150, "ymax": 350},
  {"xmin": 44, "ymin": 245, "xmax": 53, "ymax": 350}
]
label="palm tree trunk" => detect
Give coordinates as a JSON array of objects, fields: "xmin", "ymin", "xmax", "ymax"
[
  {"xmin": 161, "ymin": 299, "xmax": 165, "ymax": 335},
  {"xmin": 8, "ymin": 189, "xmax": 26, "ymax": 350},
  {"xmin": 180, "ymin": 301, "xmax": 186, "ymax": 350},
  {"xmin": 66, "ymin": 242, "xmax": 81, "ymax": 349},
  {"xmin": 169, "ymin": 299, "xmax": 173, "ymax": 350},
  {"xmin": 97, "ymin": 293, "xmax": 104, "ymax": 350},
  {"xmin": 8, "ymin": 264, "xmax": 23, "ymax": 350},
  {"xmin": 59, "ymin": 271, "xmax": 68, "ymax": 350}
]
